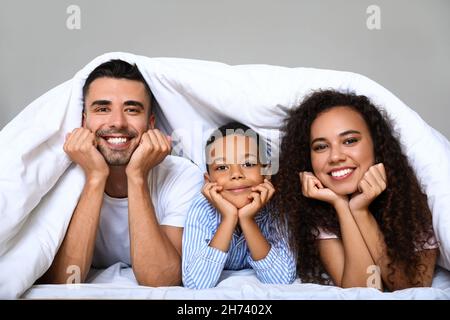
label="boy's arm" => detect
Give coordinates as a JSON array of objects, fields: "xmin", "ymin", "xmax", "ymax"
[
  {"xmin": 182, "ymin": 197, "xmax": 230, "ymax": 289},
  {"xmin": 242, "ymin": 215, "xmax": 296, "ymax": 284}
]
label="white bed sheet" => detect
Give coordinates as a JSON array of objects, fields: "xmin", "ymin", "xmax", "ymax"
[{"xmin": 22, "ymin": 263, "xmax": 450, "ymax": 300}]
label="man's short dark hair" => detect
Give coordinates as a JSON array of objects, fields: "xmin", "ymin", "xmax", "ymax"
[{"xmin": 82, "ymin": 59, "xmax": 154, "ymax": 111}]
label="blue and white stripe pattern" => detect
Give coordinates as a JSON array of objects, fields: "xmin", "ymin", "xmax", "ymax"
[{"xmin": 182, "ymin": 194, "xmax": 296, "ymax": 289}]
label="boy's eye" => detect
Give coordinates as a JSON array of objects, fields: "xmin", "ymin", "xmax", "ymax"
[
  {"xmin": 242, "ymin": 161, "xmax": 257, "ymax": 168},
  {"xmin": 312, "ymin": 143, "xmax": 327, "ymax": 152},
  {"xmin": 344, "ymin": 137, "xmax": 359, "ymax": 145},
  {"xmin": 215, "ymin": 165, "xmax": 228, "ymax": 171}
]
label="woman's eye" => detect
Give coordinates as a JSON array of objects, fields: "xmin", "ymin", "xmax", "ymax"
[
  {"xmin": 312, "ymin": 144, "xmax": 327, "ymax": 152},
  {"xmin": 344, "ymin": 137, "xmax": 359, "ymax": 145}
]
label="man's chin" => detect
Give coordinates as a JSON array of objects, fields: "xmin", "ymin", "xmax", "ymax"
[{"xmin": 101, "ymin": 152, "xmax": 132, "ymax": 166}]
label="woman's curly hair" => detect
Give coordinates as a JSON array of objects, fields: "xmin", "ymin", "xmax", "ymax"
[{"xmin": 273, "ymin": 90, "xmax": 434, "ymax": 285}]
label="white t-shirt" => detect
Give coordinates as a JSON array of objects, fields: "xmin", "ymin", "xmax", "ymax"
[{"xmin": 92, "ymin": 155, "xmax": 203, "ymax": 268}]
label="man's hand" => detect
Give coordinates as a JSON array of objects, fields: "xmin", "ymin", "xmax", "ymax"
[
  {"xmin": 299, "ymin": 172, "xmax": 347, "ymax": 208},
  {"xmin": 202, "ymin": 180, "xmax": 238, "ymax": 223},
  {"xmin": 238, "ymin": 179, "xmax": 275, "ymax": 221},
  {"xmin": 63, "ymin": 128, "xmax": 109, "ymax": 180},
  {"xmin": 126, "ymin": 129, "xmax": 171, "ymax": 179},
  {"xmin": 349, "ymin": 163, "xmax": 387, "ymax": 213}
]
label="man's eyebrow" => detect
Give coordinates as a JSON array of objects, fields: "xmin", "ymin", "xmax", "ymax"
[
  {"xmin": 124, "ymin": 100, "xmax": 145, "ymax": 109},
  {"xmin": 311, "ymin": 130, "xmax": 361, "ymax": 145},
  {"xmin": 90, "ymin": 100, "xmax": 111, "ymax": 107}
]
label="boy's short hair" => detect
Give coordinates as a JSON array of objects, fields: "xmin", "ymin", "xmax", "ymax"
[{"xmin": 205, "ymin": 121, "xmax": 269, "ymax": 173}]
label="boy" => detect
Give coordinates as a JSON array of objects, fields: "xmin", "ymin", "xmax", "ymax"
[{"xmin": 182, "ymin": 122, "xmax": 296, "ymax": 289}]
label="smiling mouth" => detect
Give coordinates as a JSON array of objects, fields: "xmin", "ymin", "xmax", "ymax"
[
  {"xmin": 101, "ymin": 136, "xmax": 132, "ymax": 150},
  {"xmin": 328, "ymin": 168, "xmax": 355, "ymax": 180},
  {"xmin": 226, "ymin": 186, "xmax": 251, "ymax": 193}
]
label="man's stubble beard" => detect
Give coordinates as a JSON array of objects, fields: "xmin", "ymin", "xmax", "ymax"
[{"xmin": 97, "ymin": 141, "xmax": 138, "ymax": 166}]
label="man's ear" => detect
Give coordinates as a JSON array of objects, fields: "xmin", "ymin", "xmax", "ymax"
[
  {"xmin": 149, "ymin": 113, "xmax": 156, "ymax": 129},
  {"xmin": 82, "ymin": 112, "xmax": 86, "ymax": 127}
]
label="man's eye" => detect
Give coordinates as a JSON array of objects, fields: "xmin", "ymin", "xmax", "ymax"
[
  {"xmin": 126, "ymin": 108, "xmax": 139, "ymax": 114},
  {"xmin": 344, "ymin": 137, "xmax": 359, "ymax": 145},
  {"xmin": 97, "ymin": 107, "xmax": 109, "ymax": 112}
]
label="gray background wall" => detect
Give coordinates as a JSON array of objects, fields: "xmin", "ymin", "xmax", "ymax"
[{"xmin": 1, "ymin": 0, "xmax": 449, "ymax": 139}]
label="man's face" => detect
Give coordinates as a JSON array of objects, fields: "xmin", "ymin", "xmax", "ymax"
[{"xmin": 83, "ymin": 77, "xmax": 154, "ymax": 166}]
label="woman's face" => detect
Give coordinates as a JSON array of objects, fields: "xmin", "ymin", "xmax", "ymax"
[{"xmin": 310, "ymin": 106, "xmax": 375, "ymax": 196}]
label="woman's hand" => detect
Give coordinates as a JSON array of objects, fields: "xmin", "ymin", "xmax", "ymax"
[
  {"xmin": 349, "ymin": 163, "xmax": 387, "ymax": 213},
  {"xmin": 299, "ymin": 172, "xmax": 347, "ymax": 208}
]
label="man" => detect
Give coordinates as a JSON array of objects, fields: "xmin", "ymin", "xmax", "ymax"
[{"xmin": 41, "ymin": 60, "xmax": 203, "ymax": 286}]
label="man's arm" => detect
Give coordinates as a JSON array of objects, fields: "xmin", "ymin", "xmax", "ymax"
[
  {"xmin": 127, "ymin": 175, "xmax": 183, "ymax": 286},
  {"xmin": 40, "ymin": 176, "xmax": 106, "ymax": 284},
  {"xmin": 40, "ymin": 128, "xmax": 109, "ymax": 284},
  {"xmin": 125, "ymin": 129, "xmax": 182, "ymax": 286}
]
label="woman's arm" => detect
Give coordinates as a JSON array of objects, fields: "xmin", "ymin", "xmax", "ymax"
[
  {"xmin": 300, "ymin": 172, "xmax": 379, "ymax": 289},
  {"xmin": 318, "ymin": 200, "xmax": 380, "ymax": 289},
  {"xmin": 352, "ymin": 208, "xmax": 438, "ymax": 290}
]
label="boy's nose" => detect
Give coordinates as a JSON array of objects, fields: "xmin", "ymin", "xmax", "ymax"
[{"xmin": 230, "ymin": 165, "xmax": 244, "ymax": 180}]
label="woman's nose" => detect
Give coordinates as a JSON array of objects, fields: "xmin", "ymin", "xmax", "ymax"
[{"xmin": 329, "ymin": 146, "xmax": 346, "ymax": 163}]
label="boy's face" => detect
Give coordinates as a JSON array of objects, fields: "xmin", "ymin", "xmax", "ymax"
[{"xmin": 206, "ymin": 134, "xmax": 265, "ymax": 209}]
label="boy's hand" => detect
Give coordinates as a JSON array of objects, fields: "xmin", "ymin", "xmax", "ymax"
[
  {"xmin": 64, "ymin": 128, "xmax": 109, "ymax": 181},
  {"xmin": 126, "ymin": 129, "xmax": 171, "ymax": 179},
  {"xmin": 202, "ymin": 180, "xmax": 238, "ymax": 222},
  {"xmin": 238, "ymin": 179, "xmax": 275, "ymax": 221},
  {"xmin": 349, "ymin": 163, "xmax": 387, "ymax": 213},
  {"xmin": 300, "ymin": 172, "xmax": 347, "ymax": 208}
]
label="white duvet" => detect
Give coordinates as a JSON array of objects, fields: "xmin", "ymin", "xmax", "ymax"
[
  {"xmin": 1, "ymin": 52, "xmax": 450, "ymax": 299},
  {"xmin": 23, "ymin": 264, "xmax": 450, "ymax": 299}
]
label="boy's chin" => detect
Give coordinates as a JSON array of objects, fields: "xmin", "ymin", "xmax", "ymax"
[{"xmin": 224, "ymin": 196, "xmax": 251, "ymax": 209}]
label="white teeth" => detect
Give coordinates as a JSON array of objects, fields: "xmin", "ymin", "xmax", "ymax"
[
  {"xmin": 106, "ymin": 137, "xmax": 128, "ymax": 144},
  {"xmin": 331, "ymin": 168, "xmax": 353, "ymax": 177}
]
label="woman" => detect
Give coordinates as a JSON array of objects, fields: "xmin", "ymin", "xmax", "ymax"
[{"xmin": 274, "ymin": 90, "xmax": 438, "ymax": 291}]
